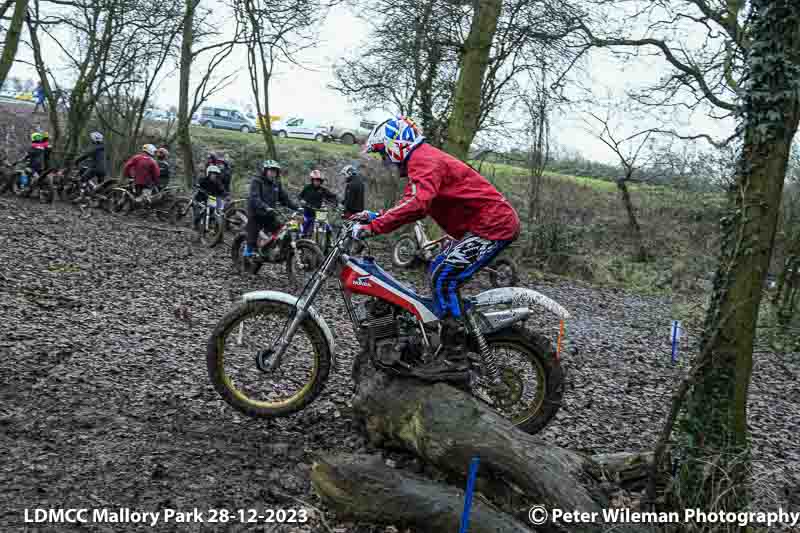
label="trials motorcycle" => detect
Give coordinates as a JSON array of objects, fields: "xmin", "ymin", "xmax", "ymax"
[
  {"xmin": 207, "ymin": 218, "xmax": 570, "ymax": 435},
  {"xmin": 230, "ymin": 207, "xmax": 325, "ymax": 290}
]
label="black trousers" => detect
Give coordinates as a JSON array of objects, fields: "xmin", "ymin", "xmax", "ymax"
[{"xmin": 246, "ymin": 211, "xmax": 282, "ymax": 248}]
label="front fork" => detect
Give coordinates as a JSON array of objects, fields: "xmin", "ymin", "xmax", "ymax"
[{"xmin": 257, "ymin": 245, "xmax": 341, "ymax": 373}]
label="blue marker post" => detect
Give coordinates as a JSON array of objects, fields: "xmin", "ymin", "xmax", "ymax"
[
  {"xmin": 670, "ymin": 320, "xmax": 681, "ymax": 363},
  {"xmin": 459, "ymin": 456, "xmax": 481, "ymax": 533}
]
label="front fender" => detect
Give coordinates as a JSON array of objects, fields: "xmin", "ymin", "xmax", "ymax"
[
  {"xmin": 241, "ymin": 290, "xmax": 336, "ymax": 371},
  {"xmin": 471, "ymin": 287, "xmax": 571, "ymax": 321}
]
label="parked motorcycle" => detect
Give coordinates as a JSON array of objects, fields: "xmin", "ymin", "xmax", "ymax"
[
  {"xmin": 59, "ymin": 166, "xmax": 114, "ymax": 209},
  {"xmin": 170, "ymin": 189, "xmax": 247, "ymax": 240},
  {"xmin": 108, "ymin": 178, "xmax": 177, "ymax": 221},
  {"xmin": 229, "ymin": 207, "xmax": 325, "ymax": 289},
  {"xmin": 391, "ymin": 219, "xmax": 520, "ymax": 287},
  {"xmin": 194, "ymin": 190, "xmax": 226, "ymax": 247},
  {"xmin": 0, "ymin": 155, "xmax": 18, "ymax": 194},
  {"xmin": 11, "ymin": 164, "xmax": 56, "ymax": 203},
  {"xmin": 207, "ymin": 218, "xmax": 569, "ymax": 435},
  {"xmin": 301, "ymin": 201, "xmax": 338, "ymax": 254}
]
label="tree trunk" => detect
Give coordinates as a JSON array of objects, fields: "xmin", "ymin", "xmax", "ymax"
[
  {"xmin": 177, "ymin": 0, "xmax": 197, "ymax": 187},
  {"xmin": 616, "ymin": 178, "xmax": 648, "ymax": 262},
  {"xmin": 671, "ymin": 0, "xmax": 800, "ymax": 513},
  {"xmin": 311, "ymin": 454, "xmax": 534, "ymax": 533},
  {"xmin": 258, "ymin": 78, "xmax": 277, "ymax": 162},
  {"xmin": 26, "ymin": 15, "xmax": 62, "ymax": 157},
  {"xmin": 442, "ymin": 0, "xmax": 502, "ymax": 161},
  {"xmin": 0, "ymin": 0, "xmax": 29, "ymax": 90}
]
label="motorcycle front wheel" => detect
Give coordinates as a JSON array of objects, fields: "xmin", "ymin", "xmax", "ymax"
[
  {"xmin": 391, "ymin": 235, "xmax": 419, "ymax": 268},
  {"xmin": 199, "ymin": 211, "xmax": 224, "ymax": 247},
  {"xmin": 207, "ymin": 299, "xmax": 332, "ymax": 418}
]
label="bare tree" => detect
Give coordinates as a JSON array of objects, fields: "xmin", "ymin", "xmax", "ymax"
[
  {"xmin": 93, "ymin": 0, "xmax": 183, "ymax": 174},
  {"xmin": 331, "ymin": 0, "xmax": 583, "ymax": 153},
  {"xmin": 0, "ymin": 0, "xmax": 29, "ymax": 89},
  {"xmin": 177, "ymin": 0, "xmax": 242, "ymax": 185},
  {"xmin": 518, "ymin": 68, "xmax": 551, "ymax": 253},
  {"xmin": 584, "ymin": 107, "xmax": 654, "ymax": 262},
  {"xmin": 575, "ymin": 0, "xmax": 751, "ymax": 147},
  {"xmin": 234, "ymin": 0, "xmax": 330, "ymax": 167},
  {"xmin": 643, "ymin": 0, "xmax": 800, "ymax": 514}
]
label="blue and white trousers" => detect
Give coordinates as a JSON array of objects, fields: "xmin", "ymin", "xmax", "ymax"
[{"xmin": 429, "ymin": 233, "xmax": 511, "ymax": 319}]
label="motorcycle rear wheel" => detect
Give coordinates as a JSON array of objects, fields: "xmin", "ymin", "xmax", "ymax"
[
  {"xmin": 391, "ymin": 235, "xmax": 419, "ymax": 268},
  {"xmin": 467, "ymin": 325, "xmax": 563, "ymax": 435},
  {"xmin": 231, "ymin": 233, "xmax": 263, "ymax": 275},
  {"xmin": 207, "ymin": 299, "xmax": 332, "ymax": 418},
  {"xmin": 488, "ymin": 257, "xmax": 520, "ymax": 288}
]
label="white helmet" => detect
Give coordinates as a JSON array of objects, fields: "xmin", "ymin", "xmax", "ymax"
[
  {"xmin": 89, "ymin": 131, "xmax": 103, "ymax": 143},
  {"xmin": 206, "ymin": 165, "xmax": 221, "ymax": 176},
  {"xmin": 364, "ymin": 115, "xmax": 424, "ymax": 164},
  {"xmin": 142, "ymin": 144, "xmax": 156, "ymax": 156},
  {"xmin": 340, "ymin": 164, "xmax": 357, "ymax": 178}
]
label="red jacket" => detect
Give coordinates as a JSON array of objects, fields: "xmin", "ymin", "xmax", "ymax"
[
  {"xmin": 367, "ymin": 143, "xmax": 520, "ymax": 241},
  {"xmin": 123, "ymin": 153, "xmax": 160, "ymax": 187}
]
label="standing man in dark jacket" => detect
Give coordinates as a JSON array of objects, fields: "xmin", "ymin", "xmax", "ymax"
[
  {"xmin": 298, "ymin": 169, "xmax": 339, "ymax": 237},
  {"xmin": 340, "ymin": 164, "xmax": 365, "ymax": 218},
  {"xmin": 155, "ymin": 147, "xmax": 170, "ymax": 189},
  {"xmin": 244, "ymin": 160, "xmax": 298, "ymax": 257},
  {"xmin": 75, "ymin": 131, "xmax": 107, "ymax": 183}
]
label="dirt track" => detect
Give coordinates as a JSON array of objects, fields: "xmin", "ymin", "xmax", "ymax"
[{"xmin": 1, "ymin": 196, "xmax": 797, "ymax": 532}]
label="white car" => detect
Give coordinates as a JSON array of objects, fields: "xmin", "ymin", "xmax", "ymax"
[
  {"xmin": 271, "ymin": 116, "xmax": 332, "ymax": 142},
  {"xmin": 330, "ymin": 119, "xmax": 377, "ymax": 145}
]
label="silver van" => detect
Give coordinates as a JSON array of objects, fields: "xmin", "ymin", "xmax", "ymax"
[{"xmin": 198, "ymin": 106, "xmax": 257, "ymax": 133}]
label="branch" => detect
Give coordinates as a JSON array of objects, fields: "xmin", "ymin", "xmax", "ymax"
[{"xmin": 577, "ymin": 21, "xmax": 737, "ymax": 112}]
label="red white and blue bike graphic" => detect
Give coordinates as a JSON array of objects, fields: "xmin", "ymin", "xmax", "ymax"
[{"xmin": 207, "ymin": 219, "xmax": 570, "ymax": 434}]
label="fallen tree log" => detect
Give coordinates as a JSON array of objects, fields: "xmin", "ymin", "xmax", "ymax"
[
  {"xmin": 311, "ymin": 453, "xmax": 534, "ymax": 533},
  {"xmin": 314, "ymin": 363, "xmax": 662, "ymax": 532},
  {"xmin": 353, "ymin": 370, "xmax": 604, "ymax": 525}
]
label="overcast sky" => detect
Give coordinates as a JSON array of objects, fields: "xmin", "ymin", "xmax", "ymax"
[{"xmin": 7, "ymin": 1, "xmax": 737, "ymax": 166}]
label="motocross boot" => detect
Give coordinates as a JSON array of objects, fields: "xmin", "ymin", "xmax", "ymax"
[{"xmin": 410, "ymin": 317, "xmax": 471, "ymax": 382}]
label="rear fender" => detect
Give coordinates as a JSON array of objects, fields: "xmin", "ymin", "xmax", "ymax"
[
  {"xmin": 471, "ymin": 287, "xmax": 571, "ymax": 321},
  {"xmin": 241, "ymin": 290, "xmax": 336, "ymax": 372}
]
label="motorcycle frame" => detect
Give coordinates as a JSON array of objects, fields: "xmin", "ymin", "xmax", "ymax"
[{"xmin": 256, "ymin": 220, "xmax": 570, "ymax": 374}]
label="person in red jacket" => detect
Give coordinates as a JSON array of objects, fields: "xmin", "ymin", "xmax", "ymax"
[
  {"xmin": 123, "ymin": 144, "xmax": 161, "ymax": 202},
  {"xmin": 351, "ymin": 115, "xmax": 520, "ymax": 378}
]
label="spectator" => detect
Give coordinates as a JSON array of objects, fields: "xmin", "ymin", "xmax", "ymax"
[{"xmin": 32, "ymin": 83, "xmax": 46, "ymax": 114}]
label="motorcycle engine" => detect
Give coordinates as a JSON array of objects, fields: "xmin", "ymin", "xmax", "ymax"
[{"xmin": 353, "ymin": 299, "xmax": 422, "ymax": 366}]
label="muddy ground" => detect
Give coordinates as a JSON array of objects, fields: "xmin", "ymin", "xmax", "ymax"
[{"xmin": 1, "ymin": 196, "xmax": 798, "ymax": 532}]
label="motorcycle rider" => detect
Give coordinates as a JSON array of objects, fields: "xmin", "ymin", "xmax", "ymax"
[
  {"xmin": 298, "ymin": 169, "xmax": 339, "ymax": 237},
  {"xmin": 243, "ymin": 159, "xmax": 298, "ymax": 257},
  {"xmin": 155, "ymin": 147, "xmax": 170, "ymax": 190},
  {"xmin": 122, "ymin": 144, "xmax": 160, "ymax": 202},
  {"xmin": 341, "ymin": 164, "xmax": 365, "ymax": 218},
  {"xmin": 75, "ymin": 131, "xmax": 107, "ymax": 184},
  {"xmin": 205, "ymin": 152, "xmax": 232, "ymax": 189},
  {"xmin": 23, "ymin": 131, "xmax": 49, "ymax": 176},
  {"xmin": 352, "ymin": 115, "xmax": 520, "ymax": 380},
  {"xmin": 193, "ymin": 164, "xmax": 229, "ymax": 230}
]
